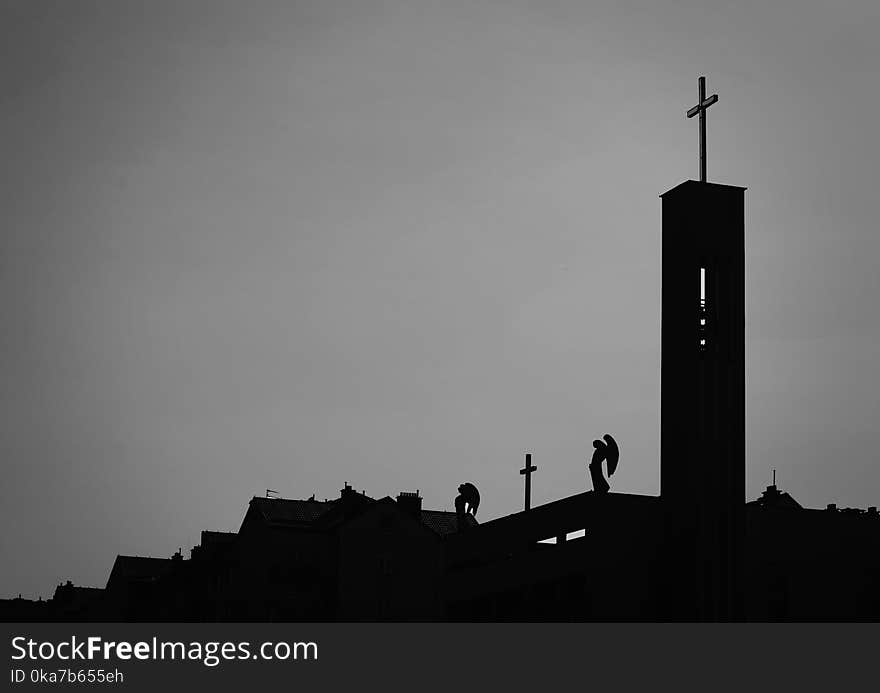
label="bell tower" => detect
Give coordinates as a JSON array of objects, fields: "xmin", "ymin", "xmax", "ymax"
[
  {"xmin": 659, "ymin": 76, "xmax": 745, "ymax": 620},
  {"xmin": 660, "ymin": 180, "xmax": 746, "ymax": 620}
]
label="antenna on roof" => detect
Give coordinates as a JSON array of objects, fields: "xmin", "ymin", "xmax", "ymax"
[
  {"xmin": 772, "ymin": 469, "xmax": 776, "ymax": 486},
  {"xmin": 266, "ymin": 489, "xmax": 280, "ymax": 499}
]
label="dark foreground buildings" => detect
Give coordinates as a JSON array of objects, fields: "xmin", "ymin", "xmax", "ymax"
[{"xmin": 4, "ymin": 179, "xmax": 879, "ymax": 622}]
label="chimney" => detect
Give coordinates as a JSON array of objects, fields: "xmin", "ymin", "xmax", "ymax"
[
  {"xmin": 396, "ymin": 490, "xmax": 422, "ymax": 518},
  {"xmin": 826, "ymin": 503, "xmax": 837, "ymax": 512},
  {"xmin": 338, "ymin": 482, "xmax": 370, "ymax": 518}
]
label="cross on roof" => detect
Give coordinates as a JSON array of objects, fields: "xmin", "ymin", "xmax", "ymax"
[
  {"xmin": 520, "ymin": 453, "xmax": 537, "ymax": 511},
  {"xmin": 686, "ymin": 76, "xmax": 718, "ymax": 183}
]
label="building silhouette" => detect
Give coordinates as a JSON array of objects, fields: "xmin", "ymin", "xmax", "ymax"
[{"xmin": 3, "ymin": 178, "xmax": 879, "ymax": 623}]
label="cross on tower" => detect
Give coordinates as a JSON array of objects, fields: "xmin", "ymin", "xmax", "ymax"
[
  {"xmin": 686, "ymin": 75, "xmax": 718, "ymax": 183},
  {"xmin": 520, "ymin": 453, "xmax": 537, "ymax": 511}
]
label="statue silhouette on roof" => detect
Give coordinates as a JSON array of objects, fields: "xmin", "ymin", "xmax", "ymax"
[
  {"xmin": 456, "ymin": 483, "xmax": 480, "ymax": 515},
  {"xmin": 589, "ymin": 434, "xmax": 619, "ymax": 494},
  {"xmin": 455, "ymin": 482, "xmax": 480, "ymax": 531}
]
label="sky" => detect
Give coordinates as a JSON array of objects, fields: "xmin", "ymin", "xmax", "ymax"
[{"xmin": 2, "ymin": 0, "xmax": 879, "ymax": 599}]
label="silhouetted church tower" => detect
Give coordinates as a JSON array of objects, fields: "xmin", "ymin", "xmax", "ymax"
[{"xmin": 660, "ymin": 77, "xmax": 745, "ymax": 620}]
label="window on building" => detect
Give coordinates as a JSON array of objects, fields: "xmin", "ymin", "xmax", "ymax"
[{"xmin": 699, "ymin": 266, "xmax": 708, "ymax": 351}]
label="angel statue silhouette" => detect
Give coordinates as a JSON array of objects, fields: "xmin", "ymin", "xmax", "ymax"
[
  {"xmin": 589, "ymin": 434, "xmax": 619, "ymax": 494},
  {"xmin": 454, "ymin": 482, "xmax": 480, "ymax": 531}
]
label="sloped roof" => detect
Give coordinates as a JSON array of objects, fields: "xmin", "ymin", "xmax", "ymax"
[
  {"xmin": 52, "ymin": 583, "xmax": 104, "ymax": 609},
  {"xmin": 246, "ymin": 495, "xmax": 475, "ymax": 536},
  {"xmin": 57, "ymin": 585, "xmax": 103, "ymax": 596},
  {"xmin": 200, "ymin": 530, "xmax": 237, "ymax": 546},
  {"xmin": 248, "ymin": 497, "xmax": 342, "ymax": 526},
  {"xmin": 420, "ymin": 510, "xmax": 478, "ymax": 536},
  {"xmin": 107, "ymin": 556, "xmax": 173, "ymax": 587}
]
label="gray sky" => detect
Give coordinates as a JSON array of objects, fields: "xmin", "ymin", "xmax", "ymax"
[{"xmin": 2, "ymin": 0, "xmax": 879, "ymax": 598}]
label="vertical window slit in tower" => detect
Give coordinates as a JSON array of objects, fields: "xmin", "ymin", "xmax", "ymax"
[{"xmin": 699, "ymin": 267, "xmax": 707, "ymax": 351}]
